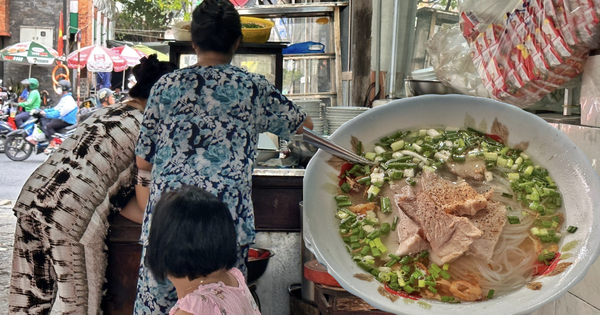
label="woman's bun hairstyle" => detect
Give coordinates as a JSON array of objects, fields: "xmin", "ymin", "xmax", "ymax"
[
  {"xmin": 191, "ymin": 0, "xmax": 242, "ymax": 54},
  {"xmin": 129, "ymin": 54, "xmax": 177, "ymax": 99}
]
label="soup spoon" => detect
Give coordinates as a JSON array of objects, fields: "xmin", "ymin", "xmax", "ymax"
[{"xmin": 302, "ymin": 127, "xmax": 374, "ymax": 166}]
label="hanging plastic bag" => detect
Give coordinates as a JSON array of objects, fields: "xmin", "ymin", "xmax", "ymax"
[
  {"xmin": 31, "ymin": 124, "xmax": 47, "ymax": 142},
  {"xmin": 458, "ymin": 0, "xmax": 600, "ymax": 107},
  {"xmin": 425, "ymin": 23, "xmax": 490, "ymax": 98}
]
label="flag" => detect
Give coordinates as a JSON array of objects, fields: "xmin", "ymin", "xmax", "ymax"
[{"xmin": 57, "ymin": 11, "xmax": 64, "ymax": 57}]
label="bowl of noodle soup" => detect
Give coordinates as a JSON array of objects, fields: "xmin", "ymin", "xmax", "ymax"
[{"xmin": 303, "ymin": 95, "xmax": 600, "ymax": 315}]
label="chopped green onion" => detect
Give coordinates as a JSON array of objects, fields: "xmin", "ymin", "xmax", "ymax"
[
  {"xmin": 371, "ymin": 247, "xmax": 381, "ymax": 257},
  {"xmin": 431, "ymin": 263, "xmax": 442, "ymax": 273},
  {"xmin": 380, "ymin": 223, "xmax": 391, "ymax": 235},
  {"xmin": 360, "ymin": 246, "xmax": 371, "ymax": 256},
  {"xmin": 380, "ymin": 197, "xmax": 392, "ymax": 214},
  {"xmin": 418, "ymin": 279, "xmax": 426, "ymax": 288},
  {"xmin": 487, "ymin": 289, "xmax": 495, "ymax": 299},
  {"xmin": 439, "ymin": 270, "xmax": 451, "ymax": 280},
  {"xmin": 567, "ymin": 226, "xmax": 578, "ymax": 233},
  {"xmin": 340, "ymin": 182, "xmax": 351, "ymax": 193},
  {"xmin": 399, "ymin": 255, "xmax": 412, "ymax": 265},
  {"xmin": 507, "ymin": 216, "xmax": 521, "ymax": 224},
  {"xmin": 442, "ymin": 263, "xmax": 450, "ymax": 271},
  {"xmin": 385, "ymin": 259, "xmax": 398, "ymax": 268},
  {"xmin": 388, "ymin": 254, "xmax": 401, "ymax": 261},
  {"xmin": 403, "ymin": 284, "xmax": 415, "ymax": 294},
  {"xmin": 419, "ymin": 250, "xmax": 429, "ymax": 258},
  {"xmin": 391, "ymin": 215, "xmax": 398, "ymax": 231}
]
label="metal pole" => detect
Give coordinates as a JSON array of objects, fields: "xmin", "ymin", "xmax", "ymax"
[
  {"xmin": 374, "ymin": 0, "xmax": 381, "ymax": 100},
  {"xmin": 387, "ymin": 0, "xmax": 400, "ymax": 99}
]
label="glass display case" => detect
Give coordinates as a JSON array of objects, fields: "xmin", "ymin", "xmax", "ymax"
[{"xmin": 168, "ymin": 41, "xmax": 286, "ymax": 90}]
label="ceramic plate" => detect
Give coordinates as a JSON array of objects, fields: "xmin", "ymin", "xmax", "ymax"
[{"xmin": 303, "ymin": 95, "xmax": 600, "ymax": 315}]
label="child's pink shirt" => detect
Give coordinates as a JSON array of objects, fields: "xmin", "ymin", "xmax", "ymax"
[{"xmin": 169, "ymin": 268, "xmax": 261, "ymax": 315}]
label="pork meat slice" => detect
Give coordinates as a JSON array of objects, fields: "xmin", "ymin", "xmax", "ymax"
[
  {"xmin": 395, "ymin": 185, "xmax": 483, "ymax": 263},
  {"xmin": 446, "ymin": 157, "xmax": 487, "ymax": 181},
  {"xmin": 420, "ymin": 169, "xmax": 492, "ymax": 216},
  {"xmin": 466, "ymin": 201, "xmax": 507, "ymax": 262},
  {"xmin": 395, "ymin": 205, "xmax": 430, "ymax": 256}
]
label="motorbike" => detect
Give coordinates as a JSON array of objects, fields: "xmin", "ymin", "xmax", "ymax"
[
  {"xmin": 4, "ymin": 109, "xmax": 77, "ymax": 161},
  {"xmin": 0, "ymin": 89, "xmax": 19, "ymax": 153}
]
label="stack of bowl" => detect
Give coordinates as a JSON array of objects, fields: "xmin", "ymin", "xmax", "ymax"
[
  {"xmin": 325, "ymin": 107, "xmax": 369, "ymax": 135},
  {"xmin": 295, "ymin": 99, "xmax": 325, "ymax": 135}
]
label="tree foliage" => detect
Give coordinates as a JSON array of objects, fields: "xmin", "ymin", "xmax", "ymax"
[{"xmin": 115, "ymin": 0, "xmax": 195, "ymax": 42}]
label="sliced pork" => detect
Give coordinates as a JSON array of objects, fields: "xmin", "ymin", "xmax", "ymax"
[
  {"xmin": 395, "ymin": 206, "xmax": 430, "ymax": 256},
  {"xmin": 466, "ymin": 201, "xmax": 507, "ymax": 262},
  {"xmin": 420, "ymin": 169, "xmax": 492, "ymax": 216},
  {"xmin": 446, "ymin": 157, "xmax": 487, "ymax": 181},
  {"xmin": 395, "ymin": 185, "xmax": 483, "ymax": 264}
]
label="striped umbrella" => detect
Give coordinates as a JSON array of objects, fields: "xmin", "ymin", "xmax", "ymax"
[
  {"xmin": 66, "ymin": 45, "xmax": 127, "ymax": 72},
  {"xmin": 111, "ymin": 45, "xmax": 148, "ymax": 90},
  {"xmin": 0, "ymin": 41, "xmax": 59, "ymax": 77},
  {"xmin": 111, "ymin": 45, "xmax": 147, "ymax": 67}
]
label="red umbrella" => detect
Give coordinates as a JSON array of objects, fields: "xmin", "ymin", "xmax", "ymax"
[
  {"xmin": 111, "ymin": 45, "xmax": 147, "ymax": 67},
  {"xmin": 111, "ymin": 45, "xmax": 148, "ymax": 90},
  {"xmin": 66, "ymin": 45, "xmax": 127, "ymax": 72}
]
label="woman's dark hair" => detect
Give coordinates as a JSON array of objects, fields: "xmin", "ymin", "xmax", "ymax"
[
  {"xmin": 191, "ymin": 0, "xmax": 242, "ymax": 54},
  {"xmin": 145, "ymin": 185, "xmax": 238, "ymax": 281},
  {"xmin": 129, "ymin": 54, "xmax": 177, "ymax": 99}
]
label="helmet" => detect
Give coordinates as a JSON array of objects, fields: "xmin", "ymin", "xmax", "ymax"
[
  {"xmin": 28, "ymin": 78, "xmax": 39, "ymax": 89},
  {"xmin": 58, "ymin": 80, "xmax": 71, "ymax": 92},
  {"xmin": 97, "ymin": 88, "xmax": 114, "ymax": 103}
]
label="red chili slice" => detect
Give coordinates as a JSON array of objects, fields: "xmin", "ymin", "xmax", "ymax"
[{"xmin": 384, "ymin": 285, "xmax": 421, "ymax": 300}]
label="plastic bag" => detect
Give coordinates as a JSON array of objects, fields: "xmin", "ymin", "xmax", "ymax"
[
  {"xmin": 31, "ymin": 124, "xmax": 47, "ymax": 142},
  {"xmin": 458, "ymin": 0, "xmax": 600, "ymax": 107},
  {"xmin": 425, "ymin": 23, "xmax": 490, "ymax": 98}
]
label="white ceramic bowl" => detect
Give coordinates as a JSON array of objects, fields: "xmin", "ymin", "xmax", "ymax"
[{"xmin": 303, "ymin": 95, "xmax": 600, "ymax": 315}]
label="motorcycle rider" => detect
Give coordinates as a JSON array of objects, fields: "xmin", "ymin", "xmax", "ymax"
[
  {"xmin": 17, "ymin": 79, "xmax": 29, "ymax": 103},
  {"xmin": 77, "ymin": 88, "xmax": 115, "ymax": 123},
  {"xmin": 97, "ymin": 88, "xmax": 115, "ymax": 107},
  {"xmin": 40, "ymin": 80, "xmax": 78, "ymax": 150},
  {"xmin": 14, "ymin": 78, "xmax": 41, "ymax": 128}
]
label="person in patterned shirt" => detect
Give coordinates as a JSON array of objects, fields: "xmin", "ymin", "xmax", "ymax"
[
  {"xmin": 133, "ymin": 0, "xmax": 313, "ymax": 313},
  {"xmin": 8, "ymin": 55, "xmax": 176, "ymax": 314}
]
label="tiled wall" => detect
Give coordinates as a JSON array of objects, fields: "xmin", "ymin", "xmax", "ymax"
[{"xmin": 530, "ymin": 124, "xmax": 600, "ymax": 315}]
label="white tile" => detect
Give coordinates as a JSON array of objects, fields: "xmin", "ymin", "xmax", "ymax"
[
  {"xmin": 569, "ymin": 255, "xmax": 600, "ymax": 310},
  {"xmin": 529, "ymin": 300, "xmax": 556, "ymax": 315},
  {"xmin": 556, "ymin": 293, "xmax": 600, "ymax": 315}
]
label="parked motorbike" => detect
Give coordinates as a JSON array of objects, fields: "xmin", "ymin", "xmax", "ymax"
[{"xmin": 4, "ymin": 109, "xmax": 77, "ymax": 161}]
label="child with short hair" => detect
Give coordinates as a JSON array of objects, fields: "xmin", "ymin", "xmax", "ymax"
[{"xmin": 145, "ymin": 185, "xmax": 261, "ymax": 315}]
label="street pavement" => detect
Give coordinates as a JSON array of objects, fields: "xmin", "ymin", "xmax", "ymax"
[{"xmin": 0, "ymin": 153, "xmax": 63, "ymax": 314}]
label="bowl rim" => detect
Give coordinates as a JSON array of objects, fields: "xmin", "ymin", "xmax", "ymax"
[{"xmin": 303, "ymin": 95, "xmax": 600, "ymax": 315}]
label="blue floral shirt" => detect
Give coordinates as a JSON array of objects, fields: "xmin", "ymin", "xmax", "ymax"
[{"xmin": 135, "ymin": 64, "xmax": 307, "ymax": 246}]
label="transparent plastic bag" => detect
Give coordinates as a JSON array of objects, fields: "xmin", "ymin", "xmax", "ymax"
[
  {"xmin": 425, "ymin": 23, "xmax": 490, "ymax": 98},
  {"xmin": 458, "ymin": 0, "xmax": 600, "ymax": 107},
  {"xmin": 32, "ymin": 124, "xmax": 47, "ymax": 142}
]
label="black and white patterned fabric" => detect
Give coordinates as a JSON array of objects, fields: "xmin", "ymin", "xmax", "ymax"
[{"xmin": 9, "ymin": 101, "xmax": 143, "ymax": 314}]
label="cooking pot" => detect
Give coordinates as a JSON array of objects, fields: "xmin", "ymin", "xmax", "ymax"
[{"xmin": 247, "ymin": 247, "xmax": 275, "ymax": 284}]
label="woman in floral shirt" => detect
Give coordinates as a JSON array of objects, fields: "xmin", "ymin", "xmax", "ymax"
[{"xmin": 133, "ymin": 0, "xmax": 312, "ymax": 313}]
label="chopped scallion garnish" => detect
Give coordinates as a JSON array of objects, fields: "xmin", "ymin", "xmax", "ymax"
[
  {"xmin": 487, "ymin": 289, "xmax": 495, "ymax": 299},
  {"xmin": 567, "ymin": 226, "xmax": 578, "ymax": 233}
]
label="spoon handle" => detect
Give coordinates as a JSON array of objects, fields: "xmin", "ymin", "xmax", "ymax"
[{"xmin": 302, "ymin": 127, "xmax": 374, "ymax": 166}]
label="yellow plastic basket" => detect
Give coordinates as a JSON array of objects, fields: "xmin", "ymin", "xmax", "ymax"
[{"xmin": 240, "ymin": 17, "xmax": 274, "ymax": 43}]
